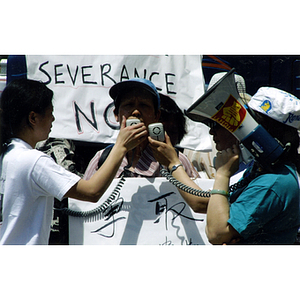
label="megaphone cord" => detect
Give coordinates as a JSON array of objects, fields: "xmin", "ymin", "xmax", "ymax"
[
  {"xmin": 57, "ymin": 149, "xmax": 137, "ymax": 221},
  {"xmin": 160, "ymin": 168, "xmax": 211, "ymax": 197},
  {"xmin": 57, "ymin": 173, "xmax": 126, "ymax": 222},
  {"xmin": 160, "ymin": 162, "xmax": 264, "ymax": 201}
]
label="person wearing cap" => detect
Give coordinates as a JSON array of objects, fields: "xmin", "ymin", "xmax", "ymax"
[
  {"xmin": 205, "ymin": 73, "xmax": 254, "ymax": 179},
  {"xmin": 184, "ymin": 72, "xmax": 253, "ymax": 180},
  {"xmin": 84, "ymin": 78, "xmax": 199, "ymax": 180},
  {"xmin": 150, "ymin": 86, "xmax": 300, "ymax": 244}
]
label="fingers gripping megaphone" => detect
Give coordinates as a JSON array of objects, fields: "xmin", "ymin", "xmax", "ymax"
[{"xmin": 185, "ymin": 68, "xmax": 286, "ymax": 169}]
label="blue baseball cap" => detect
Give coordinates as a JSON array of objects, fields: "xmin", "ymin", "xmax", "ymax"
[{"xmin": 109, "ymin": 78, "xmax": 161, "ymax": 111}]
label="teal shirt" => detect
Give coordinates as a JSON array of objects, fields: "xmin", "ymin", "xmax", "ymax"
[{"xmin": 228, "ymin": 164, "xmax": 300, "ymax": 244}]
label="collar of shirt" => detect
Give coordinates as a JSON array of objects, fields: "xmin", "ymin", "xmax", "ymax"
[
  {"xmin": 116, "ymin": 144, "xmax": 161, "ymax": 177},
  {"xmin": 10, "ymin": 138, "xmax": 32, "ymax": 150}
]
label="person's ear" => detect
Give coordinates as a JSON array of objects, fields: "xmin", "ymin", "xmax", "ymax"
[
  {"xmin": 155, "ymin": 109, "xmax": 161, "ymax": 122},
  {"xmin": 28, "ymin": 111, "xmax": 37, "ymax": 127},
  {"xmin": 114, "ymin": 108, "xmax": 120, "ymax": 122}
]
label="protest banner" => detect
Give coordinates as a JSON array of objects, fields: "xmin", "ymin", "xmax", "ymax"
[
  {"xmin": 26, "ymin": 55, "xmax": 211, "ymax": 150},
  {"xmin": 68, "ymin": 177, "xmax": 213, "ymax": 245}
]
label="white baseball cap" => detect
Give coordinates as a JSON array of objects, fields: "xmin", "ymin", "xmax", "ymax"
[
  {"xmin": 208, "ymin": 72, "xmax": 251, "ymax": 103},
  {"xmin": 248, "ymin": 87, "xmax": 300, "ymax": 129}
]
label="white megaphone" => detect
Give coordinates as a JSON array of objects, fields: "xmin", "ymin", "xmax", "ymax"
[{"xmin": 185, "ymin": 68, "xmax": 285, "ymax": 169}]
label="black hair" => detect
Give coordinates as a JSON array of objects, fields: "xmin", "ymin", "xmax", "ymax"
[
  {"xmin": 159, "ymin": 93, "xmax": 187, "ymax": 145},
  {"xmin": 0, "ymin": 78, "xmax": 53, "ymax": 154}
]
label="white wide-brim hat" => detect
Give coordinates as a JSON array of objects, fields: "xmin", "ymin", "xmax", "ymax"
[{"xmin": 248, "ymin": 87, "xmax": 300, "ymax": 129}]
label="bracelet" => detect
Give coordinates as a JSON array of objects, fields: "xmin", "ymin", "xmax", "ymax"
[
  {"xmin": 169, "ymin": 163, "xmax": 183, "ymax": 174},
  {"xmin": 210, "ymin": 189, "xmax": 230, "ymax": 197}
]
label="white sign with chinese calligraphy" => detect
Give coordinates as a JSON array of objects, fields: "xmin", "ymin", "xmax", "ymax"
[{"xmin": 68, "ymin": 178, "xmax": 213, "ymax": 245}]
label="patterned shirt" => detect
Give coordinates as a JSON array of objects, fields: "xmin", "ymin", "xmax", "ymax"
[{"xmin": 83, "ymin": 144, "xmax": 199, "ymax": 179}]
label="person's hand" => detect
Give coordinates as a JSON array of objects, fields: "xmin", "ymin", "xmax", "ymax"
[
  {"xmin": 115, "ymin": 116, "xmax": 147, "ymax": 152},
  {"xmin": 214, "ymin": 144, "xmax": 240, "ymax": 178},
  {"xmin": 148, "ymin": 132, "xmax": 180, "ymax": 167}
]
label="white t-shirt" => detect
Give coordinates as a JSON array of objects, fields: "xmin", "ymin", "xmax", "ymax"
[{"xmin": 0, "ymin": 138, "xmax": 81, "ymax": 245}]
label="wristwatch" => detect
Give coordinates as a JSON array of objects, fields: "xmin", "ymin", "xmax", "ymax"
[{"xmin": 169, "ymin": 163, "xmax": 183, "ymax": 174}]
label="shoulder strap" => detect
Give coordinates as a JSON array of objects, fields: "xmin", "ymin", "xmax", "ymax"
[{"xmin": 97, "ymin": 144, "xmax": 114, "ymax": 169}]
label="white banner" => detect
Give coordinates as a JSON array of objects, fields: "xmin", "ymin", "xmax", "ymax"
[
  {"xmin": 68, "ymin": 177, "xmax": 213, "ymax": 245},
  {"xmin": 26, "ymin": 55, "xmax": 211, "ymax": 150}
]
